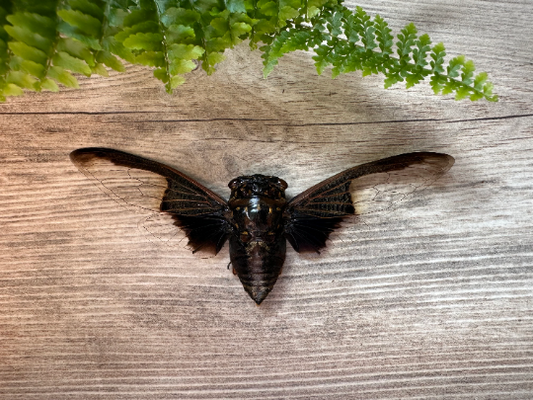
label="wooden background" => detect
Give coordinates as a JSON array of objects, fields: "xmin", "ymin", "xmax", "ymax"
[{"xmin": 1, "ymin": 0, "xmax": 532, "ymax": 398}]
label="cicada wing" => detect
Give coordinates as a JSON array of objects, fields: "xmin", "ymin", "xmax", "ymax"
[
  {"xmin": 349, "ymin": 153, "xmax": 455, "ymax": 216},
  {"xmin": 140, "ymin": 212, "xmax": 232, "ymax": 256},
  {"xmin": 70, "ymin": 150, "xmax": 166, "ymax": 212},
  {"xmin": 284, "ymin": 152, "xmax": 454, "ymax": 253},
  {"xmin": 139, "ymin": 212, "xmax": 189, "ymax": 248},
  {"xmin": 70, "ymin": 148, "xmax": 232, "ymax": 255}
]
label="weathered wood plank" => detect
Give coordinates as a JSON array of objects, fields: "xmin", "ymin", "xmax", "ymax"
[{"xmin": 1, "ymin": 0, "xmax": 532, "ymax": 398}]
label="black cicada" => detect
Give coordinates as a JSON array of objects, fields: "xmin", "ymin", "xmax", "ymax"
[{"xmin": 70, "ymin": 148, "xmax": 454, "ymax": 304}]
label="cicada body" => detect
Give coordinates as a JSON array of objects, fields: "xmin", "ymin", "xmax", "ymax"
[{"xmin": 227, "ymin": 175, "xmax": 288, "ymax": 304}]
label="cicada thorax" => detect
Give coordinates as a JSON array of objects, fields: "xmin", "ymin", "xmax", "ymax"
[{"xmin": 228, "ymin": 175, "xmax": 288, "ymax": 304}]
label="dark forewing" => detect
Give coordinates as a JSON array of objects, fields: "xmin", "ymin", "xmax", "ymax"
[
  {"xmin": 284, "ymin": 152, "xmax": 454, "ymax": 253},
  {"xmin": 70, "ymin": 147, "xmax": 231, "ymax": 255}
]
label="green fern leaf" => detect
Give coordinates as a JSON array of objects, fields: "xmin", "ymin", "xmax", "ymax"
[
  {"xmin": 10, "ymin": 57, "xmax": 45, "ymax": 78},
  {"xmin": 40, "ymin": 77, "xmax": 59, "ymax": 92},
  {"xmin": 413, "ymin": 34, "xmax": 431, "ymax": 68},
  {"xmin": 58, "ymin": 21, "xmax": 102, "ymax": 50},
  {"xmin": 312, "ymin": 45, "xmax": 331, "ymax": 75},
  {"xmin": 68, "ymin": 0, "xmax": 105, "ymax": 20},
  {"xmin": 6, "ymin": 12, "xmax": 56, "ymax": 35},
  {"xmin": 166, "ymin": 24, "xmax": 196, "ymax": 42},
  {"xmin": 257, "ymin": 0, "xmax": 278, "ymax": 17},
  {"xmin": 211, "ymin": 17, "xmax": 230, "ymax": 35},
  {"xmin": 374, "ymin": 14, "xmax": 393, "ymax": 55},
  {"xmin": 430, "ymin": 42, "xmax": 446, "ymax": 74},
  {"xmin": 441, "ymin": 80, "xmax": 457, "ymax": 96},
  {"xmin": 473, "ymin": 71, "xmax": 488, "ymax": 91},
  {"xmin": 103, "ymin": 36, "xmax": 134, "ymax": 63},
  {"xmin": 96, "ymin": 50, "xmax": 126, "ymax": 72},
  {"xmin": 123, "ymin": 32, "xmax": 164, "ymax": 51},
  {"xmin": 169, "ymin": 58, "xmax": 197, "ymax": 75},
  {"xmin": 278, "ymin": 7, "xmax": 300, "ymax": 22},
  {"xmin": 384, "ymin": 72, "xmax": 402, "ymax": 89},
  {"xmin": 231, "ymin": 22, "xmax": 252, "ymax": 38},
  {"xmin": 262, "ymin": 28, "xmax": 311, "ymax": 77},
  {"xmin": 134, "ymin": 50, "xmax": 165, "ymax": 67},
  {"xmin": 447, "ymin": 55, "xmax": 465, "ymax": 78},
  {"xmin": 57, "ymin": 37, "xmax": 95, "ymax": 67},
  {"xmin": 161, "ymin": 8, "xmax": 201, "ymax": 26},
  {"xmin": 430, "ymin": 74, "xmax": 446, "ymax": 95},
  {"xmin": 279, "ymin": 0, "xmax": 302, "ymax": 23},
  {"xmin": 205, "ymin": 51, "xmax": 225, "ymax": 68},
  {"xmin": 57, "ymin": 9, "xmax": 101, "ymax": 37},
  {"xmin": 3, "ymin": 83, "xmax": 24, "ymax": 96},
  {"xmin": 482, "ymin": 82, "xmax": 498, "ymax": 102},
  {"xmin": 226, "ymin": 0, "xmax": 248, "ymax": 14},
  {"xmin": 455, "ymin": 85, "xmax": 472, "ymax": 101},
  {"xmin": 53, "ymin": 52, "xmax": 92, "ymax": 76},
  {"xmin": 48, "ymin": 66, "xmax": 80, "ymax": 88},
  {"xmin": 461, "ymin": 59, "xmax": 475, "ymax": 85},
  {"xmin": 396, "ymin": 23, "xmax": 417, "ymax": 62},
  {"xmin": 169, "ymin": 44, "xmax": 205, "ymax": 60},
  {"xmin": 115, "ymin": 21, "xmax": 160, "ymax": 42},
  {"xmin": 343, "ymin": 14, "xmax": 360, "ymax": 44},
  {"xmin": 351, "ymin": 7, "xmax": 377, "ymax": 50},
  {"xmin": 169, "ymin": 74, "xmax": 186, "ymax": 89},
  {"xmin": 7, "ymin": 70, "xmax": 38, "ymax": 90},
  {"xmin": 153, "ymin": 67, "xmax": 168, "ymax": 83},
  {"xmin": 8, "ymin": 41, "xmax": 47, "ymax": 65},
  {"xmin": 91, "ymin": 62, "xmax": 109, "ymax": 77},
  {"xmin": 326, "ymin": 10, "xmax": 343, "ymax": 37},
  {"xmin": 4, "ymin": 24, "xmax": 52, "ymax": 52}
]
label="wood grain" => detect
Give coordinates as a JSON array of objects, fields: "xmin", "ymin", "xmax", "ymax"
[{"xmin": 1, "ymin": 0, "xmax": 532, "ymax": 398}]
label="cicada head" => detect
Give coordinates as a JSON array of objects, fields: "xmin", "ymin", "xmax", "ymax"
[{"xmin": 228, "ymin": 174, "xmax": 288, "ymax": 201}]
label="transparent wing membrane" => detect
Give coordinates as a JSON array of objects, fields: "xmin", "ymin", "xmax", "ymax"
[{"xmin": 350, "ymin": 154, "xmax": 454, "ymax": 215}]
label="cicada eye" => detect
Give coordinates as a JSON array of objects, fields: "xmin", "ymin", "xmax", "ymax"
[
  {"xmin": 278, "ymin": 179, "xmax": 288, "ymax": 190},
  {"xmin": 228, "ymin": 178, "xmax": 241, "ymax": 189}
]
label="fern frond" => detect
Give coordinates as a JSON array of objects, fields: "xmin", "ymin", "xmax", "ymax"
[
  {"xmin": 0, "ymin": 0, "xmax": 130, "ymax": 99},
  {"xmin": 262, "ymin": 28, "xmax": 312, "ymax": 76},
  {"xmin": 0, "ymin": 0, "xmax": 497, "ymax": 102},
  {"xmin": 2, "ymin": 9, "xmax": 56, "ymax": 95},
  {"xmin": 262, "ymin": 3, "xmax": 497, "ymax": 101}
]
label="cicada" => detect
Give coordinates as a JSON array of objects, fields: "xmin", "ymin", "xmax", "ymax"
[{"xmin": 71, "ymin": 148, "xmax": 454, "ymax": 304}]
